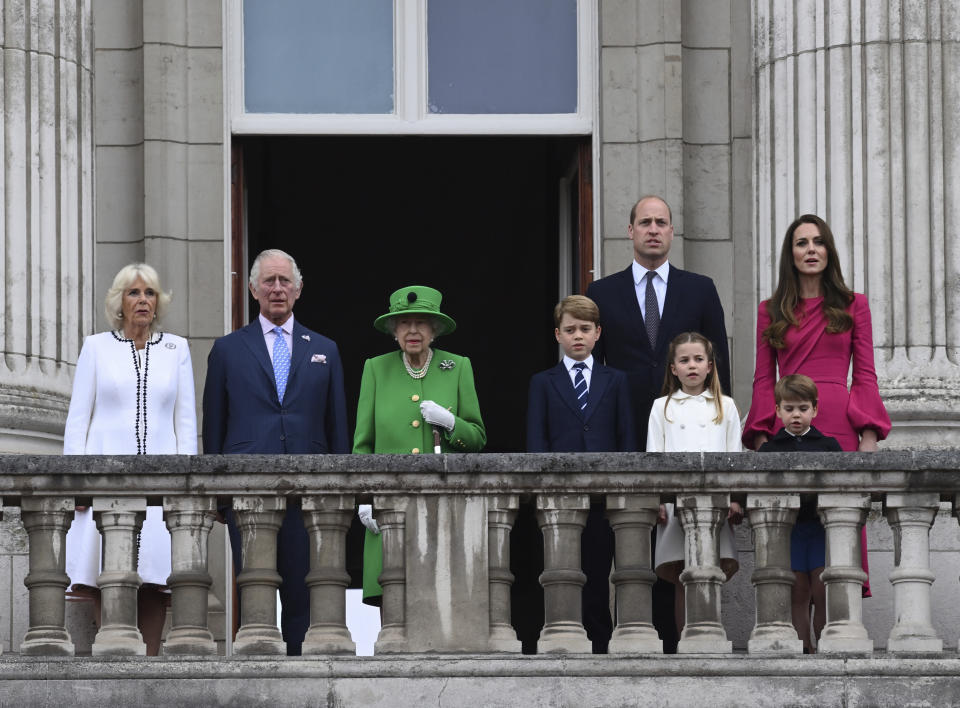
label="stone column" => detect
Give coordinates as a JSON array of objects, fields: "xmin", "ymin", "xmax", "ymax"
[
  {"xmin": 20, "ymin": 497, "xmax": 75, "ymax": 656},
  {"xmin": 0, "ymin": 0, "xmax": 94, "ymax": 454},
  {"xmin": 487, "ymin": 495, "xmax": 521, "ymax": 653},
  {"xmin": 232, "ymin": 496, "xmax": 285, "ymax": 655},
  {"xmin": 754, "ymin": 0, "xmax": 960, "ymax": 447},
  {"xmin": 92, "ymin": 498, "xmax": 147, "ymax": 656},
  {"xmin": 746, "ymin": 494, "xmax": 802, "ymax": 654},
  {"xmin": 163, "ymin": 496, "xmax": 217, "ymax": 655},
  {"xmin": 884, "ymin": 493, "xmax": 941, "ymax": 652},
  {"xmin": 676, "ymin": 494, "xmax": 732, "ymax": 654},
  {"xmin": 535, "ymin": 495, "xmax": 592, "ymax": 653},
  {"xmin": 374, "ymin": 495, "xmax": 410, "ymax": 654},
  {"xmin": 301, "ymin": 494, "xmax": 355, "ymax": 655},
  {"xmin": 818, "ymin": 493, "xmax": 873, "ymax": 653},
  {"xmin": 606, "ymin": 494, "xmax": 661, "ymax": 653}
]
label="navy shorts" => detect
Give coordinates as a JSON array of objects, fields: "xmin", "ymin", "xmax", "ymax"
[{"xmin": 791, "ymin": 519, "xmax": 826, "ymax": 573}]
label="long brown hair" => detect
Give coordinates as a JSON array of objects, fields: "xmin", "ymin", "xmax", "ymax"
[
  {"xmin": 660, "ymin": 332, "xmax": 724, "ymax": 423},
  {"xmin": 762, "ymin": 214, "xmax": 854, "ymax": 349}
]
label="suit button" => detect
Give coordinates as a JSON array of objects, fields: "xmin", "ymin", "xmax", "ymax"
[
  {"xmin": 412, "ymin": 394, "xmax": 420, "ymax": 402},
  {"xmin": 412, "ymin": 448, "xmax": 420, "ymax": 454},
  {"xmin": 583, "ymin": 425, "xmax": 589, "ymax": 431},
  {"xmin": 280, "ymin": 434, "xmax": 286, "ymax": 441},
  {"xmin": 412, "ymin": 420, "xmax": 420, "ymax": 428}
]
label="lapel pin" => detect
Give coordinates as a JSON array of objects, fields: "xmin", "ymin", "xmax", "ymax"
[
  {"xmin": 439, "ymin": 359, "xmax": 455, "ymax": 370},
  {"xmin": 301, "ymin": 334, "xmax": 311, "ymax": 341}
]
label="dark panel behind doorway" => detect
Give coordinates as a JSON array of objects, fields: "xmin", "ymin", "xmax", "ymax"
[{"xmin": 242, "ymin": 136, "xmax": 581, "ymax": 452}]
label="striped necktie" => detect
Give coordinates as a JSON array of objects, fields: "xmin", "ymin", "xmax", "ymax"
[
  {"xmin": 572, "ymin": 362, "xmax": 588, "ymax": 411},
  {"xmin": 645, "ymin": 271, "xmax": 660, "ymax": 348},
  {"xmin": 272, "ymin": 326, "xmax": 290, "ymax": 403}
]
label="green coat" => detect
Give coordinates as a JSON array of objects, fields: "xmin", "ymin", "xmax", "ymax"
[{"xmin": 353, "ymin": 348, "xmax": 486, "ymax": 602}]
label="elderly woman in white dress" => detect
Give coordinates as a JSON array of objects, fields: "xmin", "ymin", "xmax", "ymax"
[{"xmin": 63, "ymin": 263, "xmax": 197, "ymax": 655}]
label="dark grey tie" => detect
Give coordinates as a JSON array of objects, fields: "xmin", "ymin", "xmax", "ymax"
[{"xmin": 645, "ymin": 271, "xmax": 660, "ymax": 349}]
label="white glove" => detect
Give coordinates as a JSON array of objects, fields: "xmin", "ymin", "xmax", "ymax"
[
  {"xmin": 420, "ymin": 400, "xmax": 455, "ymax": 431},
  {"xmin": 358, "ymin": 504, "xmax": 380, "ymax": 534}
]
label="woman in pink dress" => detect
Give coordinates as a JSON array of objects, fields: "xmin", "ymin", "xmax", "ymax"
[{"xmin": 742, "ymin": 214, "xmax": 891, "ymax": 596}]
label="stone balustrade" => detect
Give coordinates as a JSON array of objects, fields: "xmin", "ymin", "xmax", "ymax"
[{"xmin": 2, "ymin": 451, "xmax": 959, "ymax": 658}]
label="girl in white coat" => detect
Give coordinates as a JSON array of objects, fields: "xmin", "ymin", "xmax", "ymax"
[
  {"xmin": 64, "ymin": 263, "xmax": 197, "ymax": 655},
  {"xmin": 647, "ymin": 331, "xmax": 742, "ymax": 638}
]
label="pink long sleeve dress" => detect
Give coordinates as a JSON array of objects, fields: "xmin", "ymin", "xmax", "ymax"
[{"xmin": 743, "ymin": 293, "xmax": 891, "ymax": 595}]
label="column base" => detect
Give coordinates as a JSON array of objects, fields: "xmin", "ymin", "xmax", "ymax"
[
  {"xmin": 374, "ymin": 625, "xmax": 407, "ymax": 654},
  {"xmin": 233, "ymin": 625, "xmax": 285, "ymax": 655},
  {"xmin": 302, "ymin": 624, "xmax": 356, "ymax": 655},
  {"xmin": 888, "ymin": 635, "xmax": 943, "ymax": 653},
  {"xmin": 488, "ymin": 624, "xmax": 522, "ymax": 653},
  {"xmin": 20, "ymin": 627, "xmax": 75, "ymax": 656},
  {"xmin": 163, "ymin": 628, "xmax": 218, "ymax": 655},
  {"xmin": 537, "ymin": 622, "xmax": 592, "ymax": 653},
  {"xmin": 608, "ymin": 623, "xmax": 662, "ymax": 653},
  {"xmin": 92, "ymin": 626, "xmax": 146, "ymax": 656},
  {"xmin": 818, "ymin": 637, "xmax": 874, "ymax": 654}
]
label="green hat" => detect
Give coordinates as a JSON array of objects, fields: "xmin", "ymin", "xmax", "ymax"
[{"xmin": 374, "ymin": 285, "xmax": 457, "ymax": 336}]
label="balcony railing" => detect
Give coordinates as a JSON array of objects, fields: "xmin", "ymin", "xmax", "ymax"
[{"xmin": 2, "ymin": 451, "xmax": 958, "ymax": 657}]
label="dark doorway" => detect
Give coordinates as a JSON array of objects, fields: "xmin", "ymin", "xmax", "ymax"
[{"xmin": 239, "ymin": 136, "xmax": 588, "ymax": 452}]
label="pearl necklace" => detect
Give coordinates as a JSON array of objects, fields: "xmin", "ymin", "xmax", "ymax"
[{"xmin": 403, "ymin": 348, "xmax": 433, "ymax": 379}]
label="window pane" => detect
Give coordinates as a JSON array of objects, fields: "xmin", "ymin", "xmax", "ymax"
[
  {"xmin": 244, "ymin": 0, "xmax": 394, "ymax": 114},
  {"xmin": 428, "ymin": 0, "xmax": 577, "ymax": 114}
]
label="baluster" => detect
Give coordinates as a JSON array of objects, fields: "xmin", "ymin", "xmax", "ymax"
[
  {"xmin": 606, "ymin": 494, "xmax": 661, "ymax": 653},
  {"xmin": 746, "ymin": 494, "xmax": 801, "ymax": 654},
  {"xmin": 301, "ymin": 494, "xmax": 355, "ymax": 655},
  {"xmin": 536, "ymin": 494, "xmax": 592, "ymax": 653},
  {"xmin": 20, "ymin": 497, "xmax": 75, "ymax": 656},
  {"xmin": 885, "ymin": 493, "xmax": 942, "ymax": 652},
  {"xmin": 676, "ymin": 493, "xmax": 732, "ymax": 653},
  {"xmin": 92, "ymin": 497, "xmax": 147, "ymax": 656},
  {"xmin": 488, "ymin": 495, "xmax": 521, "ymax": 652},
  {"xmin": 163, "ymin": 496, "xmax": 218, "ymax": 655},
  {"xmin": 232, "ymin": 496, "xmax": 286, "ymax": 655},
  {"xmin": 374, "ymin": 495, "xmax": 410, "ymax": 654},
  {"xmin": 817, "ymin": 493, "xmax": 873, "ymax": 653}
]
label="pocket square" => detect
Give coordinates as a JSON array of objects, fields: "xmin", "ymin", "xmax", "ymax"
[{"xmin": 311, "ymin": 354, "xmax": 327, "ymax": 364}]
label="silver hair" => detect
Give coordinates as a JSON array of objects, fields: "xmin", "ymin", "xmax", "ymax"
[
  {"xmin": 249, "ymin": 249, "xmax": 303, "ymax": 290},
  {"xmin": 387, "ymin": 315, "xmax": 438, "ymax": 338},
  {"xmin": 104, "ymin": 263, "xmax": 171, "ymax": 332}
]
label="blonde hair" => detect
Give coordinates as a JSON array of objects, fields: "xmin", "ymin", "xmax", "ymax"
[
  {"xmin": 104, "ymin": 263, "xmax": 171, "ymax": 332},
  {"xmin": 553, "ymin": 295, "xmax": 600, "ymax": 328},
  {"xmin": 660, "ymin": 331, "xmax": 724, "ymax": 424},
  {"xmin": 774, "ymin": 374, "xmax": 819, "ymax": 406}
]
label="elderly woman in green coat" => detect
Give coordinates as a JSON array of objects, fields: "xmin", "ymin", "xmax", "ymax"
[{"xmin": 354, "ymin": 285, "xmax": 486, "ymax": 606}]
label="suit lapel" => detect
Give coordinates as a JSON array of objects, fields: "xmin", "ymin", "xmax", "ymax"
[
  {"xmin": 239, "ymin": 321, "xmax": 275, "ymax": 386},
  {"xmin": 288, "ymin": 320, "xmax": 312, "ymax": 383},
  {"xmin": 582, "ymin": 365, "xmax": 609, "ymax": 423},
  {"xmin": 657, "ymin": 264, "xmax": 683, "ymax": 359},
  {"xmin": 548, "ymin": 362, "xmax": 585, "ymax": 419}
]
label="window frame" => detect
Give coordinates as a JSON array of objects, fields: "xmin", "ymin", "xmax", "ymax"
[{"xmin": 226, "ymin": 0, "xmax": 596, "ymax": 135}]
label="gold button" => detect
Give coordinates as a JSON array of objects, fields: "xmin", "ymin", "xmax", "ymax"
[
  {"xmin": 412, "ymin": 448, "xmax": 420, "ymax": 454},
  {"xmin": 412, "ymin": 420, "xmax": 420, "ymax": 428},
  {"xmin": 412, "ymin": 394, "xmax": 420, "ymax": 402}
]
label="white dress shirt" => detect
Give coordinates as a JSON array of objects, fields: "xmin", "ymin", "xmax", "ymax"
[
  {"xmin": 632, "ymin": 260, "xmax": 670, "ymax": 321},
  {"xmin": 260, "ymin": 313, "xmax": 294, "ymax": 363},
  {"xmin": 562, "ymin": 354, "xmax": 594, "ymax": 390}
]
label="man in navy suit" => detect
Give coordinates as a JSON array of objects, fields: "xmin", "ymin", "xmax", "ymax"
[
  {"xmin": 526, "ymin": 295, "xmax": 637, "ymax": 652},
  {"xmin": 586, "ymin": 195, "xmax": 730, "ymax": 653},
  {"xmin": 202, "ymin": 248, "xmax": 349, "ymax": 655}
]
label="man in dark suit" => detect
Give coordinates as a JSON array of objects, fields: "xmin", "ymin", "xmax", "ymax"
[
  {"xmin": 526, "ymin": 295, "xmax": 637, "ymax": 652},
  {"xmin": 585, "ymin": 195, "xmax": 730, "ymax": 653},
  {"xmin": 202, "ymin": 248, "xmax": 349, "ymax": 655}
]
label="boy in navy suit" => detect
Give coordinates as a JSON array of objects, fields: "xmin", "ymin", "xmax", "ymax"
[
  {"xmin": 758, "ymin": 374, "xmax": 841, "ymax": 653},
  {"xmin": 526, "ymin": 295, "xmax": 636, "ymax": 652}
]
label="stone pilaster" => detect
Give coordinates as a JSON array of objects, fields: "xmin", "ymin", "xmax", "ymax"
[
  {"xmin": 20, "ymin": 497, "xmax": 75, "ymax": 656},
  {"xmin": 92, "ymin": 498, "xmax": 147, "ymax": 656},
  {"xmin": 301, "ymin": 494, "xmax": 355, "ymax": 656},
  {"xmin": 606, "ymin": 494, "xmax": 661, "ymax": 653},
  {"xmin": 163, "ymin": 496, "xmax": 217, "ymax": 656},
  {"xmin": 754, "ymin": 0, "xmax": 960, "ymax": 447},
  {"xmin": 884, "ymin": 493, "xmax": 941, "ymax": 652},
  {"xmin": 535, "ymin": 495, "xmax": 592, "ymax": 654},
  {"xmin": 487, "ymin": 495, "xmax": 520, "ymax": 653},
  {"xmin": 676, "ymin": 494, "xmax": 732, "ymax": 653},
  {"xmin": 0, "ymin": 0, "xmax": 94, "ymax": 453},
  {"xmin": 746, "ymin": 494, "xmax": 801, "ymax": 654},
  {"xmin": 232, "ymin": 496, "xmax": 285, "ymax": 655},
  {"xmin": 373, "ymin": 495, "xmax": 409, "ymax": 654},
  {"xmin": 818, "ymin": 494, "xmax": 873, "ymax": 653}
]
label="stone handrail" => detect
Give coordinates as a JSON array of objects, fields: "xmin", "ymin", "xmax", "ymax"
[{"xmin": 2, "ymin": 451, "xmax": 958, "ymax": 657}]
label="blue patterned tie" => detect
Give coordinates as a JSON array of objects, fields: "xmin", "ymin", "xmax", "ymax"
[
  {"xmin": 272, "ymin": 326, "xmax": 290, "ymax": 403},
  {"xmin": 573, "ymin": 362, "xmax": 588, "ymax": 411}
]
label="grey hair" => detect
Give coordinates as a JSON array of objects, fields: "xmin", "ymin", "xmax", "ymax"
[
  {"xmin": 387, "ymin": 315, "xmax": 438, "ymax": 338},
  {"xmin": 104, "ymin": 263, "xmax": 171, "ymax": 332},
  {"xmin": 249, "ymin": 249, "xmax": 303, "ymax": 290}
]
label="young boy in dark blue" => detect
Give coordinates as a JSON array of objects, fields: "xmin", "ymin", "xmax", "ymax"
[
  {"xmin": 526, "ymin": 295, "xmax": 636, "ymax": 653},
  {"xmin": 758, "ymin": 374, "xmax": 841, "ymax": 653}
]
